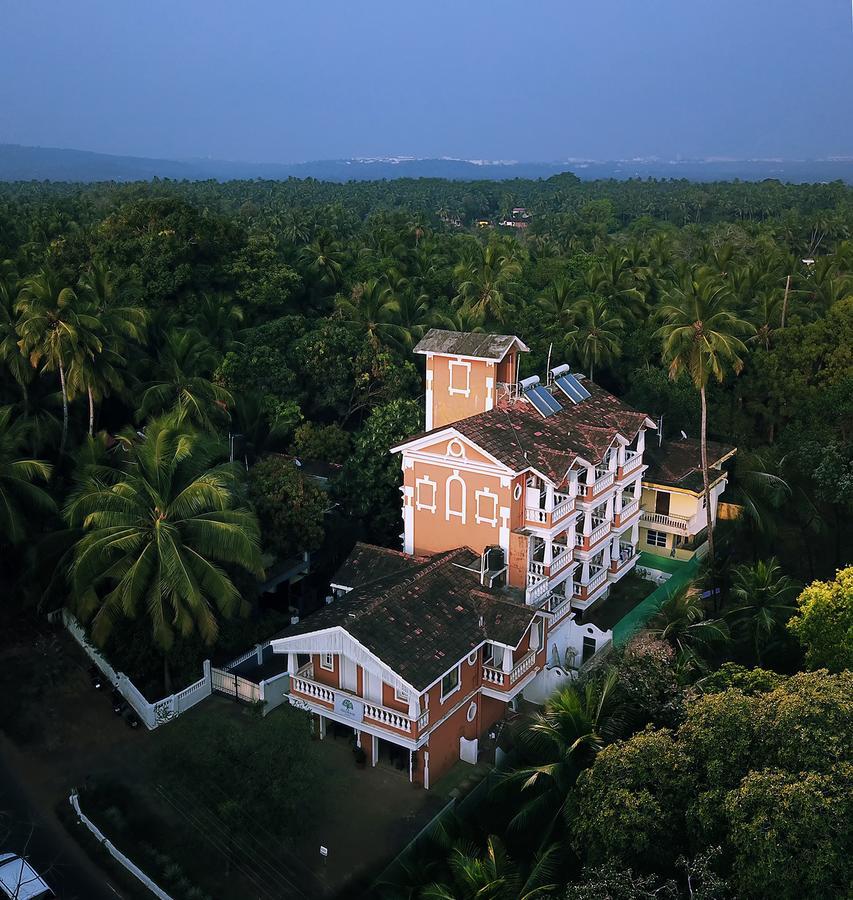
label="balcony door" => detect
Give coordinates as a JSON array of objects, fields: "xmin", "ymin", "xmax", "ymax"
[
  {"xmin": 341, "ymin": 655, "xmax": 357, "ymax": 693},
  {"xmin": 655, "ymin": 491, "xmax": 671, "ymax": 515}
]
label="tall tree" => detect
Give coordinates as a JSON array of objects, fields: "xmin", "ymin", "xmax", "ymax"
[
  {"xmin": 15, "ymin": 268, "xmax": 98, "ymax": 452},
  {"xmin": 65, "ymin": 417, "xmax": 263, "ymax": 689},
  {"xmin": 572, "ymin": 295, "xmax": 622, "ymax": 379},
  {"xmin": 657, "ymin": 270, "xmax": 752, "ymax": 564},
  {"xmin": 453, "ymin": 242, "xmax": 522, "ymax": 324},
  {"xmin": 0, "ymin": 406, "xmax": 56, "ymax": 546},
  {"xmin": 728, "ymin": 558, "xmax": 798, "ymax": 664}
]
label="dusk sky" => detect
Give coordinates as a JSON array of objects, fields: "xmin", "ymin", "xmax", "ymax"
[{"xmin": 2, "ymin": 0, "xmax": 853, "ymax": 163}]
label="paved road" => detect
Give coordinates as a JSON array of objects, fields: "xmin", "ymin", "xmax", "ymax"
[{"xmin": 0, "ymin": 740, "xmax": 125, "ymax": 900}]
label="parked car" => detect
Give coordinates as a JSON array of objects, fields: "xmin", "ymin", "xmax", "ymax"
[{"xmin": 0, "ymin": 853, "xmax": 54, "ymax": 899}]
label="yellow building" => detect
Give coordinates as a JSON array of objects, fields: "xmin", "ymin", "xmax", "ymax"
[{"xmin": 639, "ymin": 439, "xmax": 736, "ymax": 561}]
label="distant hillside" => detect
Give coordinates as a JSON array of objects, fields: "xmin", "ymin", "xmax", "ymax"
[{"xmin": 2, "ymin": 143, "xmax": 853, "ymax": 184}]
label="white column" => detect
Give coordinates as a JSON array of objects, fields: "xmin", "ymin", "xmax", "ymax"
[
  {"xmin": 545, "ymin": 484, "xmax": 555, "ymax": 512},
  {"xmin": 586, "ymin": 466, "xmax": 596, "ymax": 486},
  {"xmin": 634, "ymin": 478, "xmax": 642, "ymax": 500},
  {"xmin": 631, "ymin": 522, "xmax": 639, "ymax": 544},
  {"xmin": 502, "ymin": 649, "xmax": 513, "ymax": 674},
  {"xmin": 605, "ymin": 495, "xmax": 614, "ymax": 520},
  {"xmin": 601, "ymin": 541, "xmax": 611, "ymax": 568},
  {"xmin": 617, "ymin": 443, "xmax": 626, "ymax": 466},
  {"xmin": 372, "ymin": 735, "xmax": 379, "ymax": 767},
  {"xmin": 544, "ymin": 538, "xmax": 553, "ymax": 566},
  {"xmin": 425, "ymin": 363, "xmax": 434, "ymax": 431},
  {"xmin": 637, "ymin": 429, "xmax": 646, "ymax": 453},
  {"xmin": 581, "ymin": 561, "xmax": 590, "ymax": 582},
  {"xmin": 408, "ymin": 693, "xmax": 420, "ymax": 720},
  {"xmin": 318, "ymin": 715, "xmax": 326, "ymax": 740},
  {"xmin": 583, "ymin": 510, "xmax": 592, "ymax": 535},
  {"xmin": 287, "ymin": 652, "xmax": 298, "ymax": 673}
]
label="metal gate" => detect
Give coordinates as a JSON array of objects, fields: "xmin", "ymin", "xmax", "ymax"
[{"xmin": 211, "ymin": 667, "xmax": 261, "ymax": 702}]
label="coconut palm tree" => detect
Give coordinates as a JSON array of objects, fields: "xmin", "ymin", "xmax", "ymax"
[
  {"xmin": 299, "ymin": 238, "xmax": 344, "ymax": 291},
  {"xmin": 190, "ymin": 291, "xmax": 244, "ymax": 353},
  {"xmin": 572, "ymin": 295, "xmax": 623, "ymax": 379},
  {"xmin": 453, "ymin": 242, "xmax": 522, "ymax": 325},
  {"xmin": 0, "ymin": 267, "xmax": 32, "ymax": 406},
  {"xmin": 65, "ymin": 416, "xmax": 263, "ymax": 690},
  {"xmin": 138, "ymin": 328, "xmax": 233, "ymax": 432},
  {"xmin": 0, "ymin": 406, "xmax": 56, "ymax": 546},
  {"xmin": 656, "ymin": 269, "xmax": 752, "ymax": 565},
  {"xmin": 15, "ymin": 268, "xmax": 99, "ymax": 452},
  {"xmin": 335, "ymin": 279, "xmax": 399, "ymax": 349},
  {"xmin": 647, "ymin": 589, "xmax": 729, "ymax": 672},
  {"xmin": 502, "ymin": 671, "xmax": 624, "ymax": 845},
  {"xmin": 421, "ymin": 836, "xmax": 559, "ymax": 900},
  {"xmin": 727, "ymin": 558, "xmax": 797, "ymax": 664}
]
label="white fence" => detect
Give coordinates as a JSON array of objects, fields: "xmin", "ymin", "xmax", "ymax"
[
  {"xmin": 58, "ymin": 610, "xmax": 212, "ymax": 730},
  {"xmin": 211, "ymin": 667, "xmax": 262, "ymax": 703},
  {"xmin": 69, "ymin": 791, "xmax": 175, "ymax": 900}
]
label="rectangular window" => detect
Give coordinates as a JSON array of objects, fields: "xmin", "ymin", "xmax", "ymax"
[
  {"xmin": 582, "ymin": 636, "xmax": 597, "ymax": 664},
  {"xmin": 416, "ymin": 476, "xmax": 437, "ymax": 512},
  {"xmin": 448, "ymin": 360, "xmax": 471, "ymax": 397},
  {"xmin": 475, "ymin": 489, "xmax": 498, "ymax": 526},
  {"xmin": 646, "ymin": 529, "xmax": 667, "ymax": 547},
  {"xmin": 440, "ymin": 665, "xmax": 460, "ymax": 700},
  {"xmin": 394, "ymin": 684, "xmax": 409, "ymax": 703},
  {"xmin": 319, "ymin": 652, "xmax": 334, "ymax": 671},
  {"xmin": 655, "ymin": 491, "xmax": 671, "ymax": 515}
]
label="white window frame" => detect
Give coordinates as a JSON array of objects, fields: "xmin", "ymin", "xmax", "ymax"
[
  {"xmin": 416, "ymin": 475, "xmax": 437, "ymax": 512},
  {"xmin": 475, "ymin": 488, "xmax": 499, "ymax": 526},
  {"xmin": 440, "ymin": 665, "xmax": 461, "ymax": 701},
  {"xmin": 646, "ymin": 529, "xmax": 667, "ymax": 547},
  {"xmin": 446, "ymin": 472, "xmax": 466, "ymax": 522},
  {"xmin": 319, "ymin": 652, "xmax": 334, "ymax": 671},
  {"xmin": 448, "ymin": 360, "xmax": 471, "ymax": 397},
  {"xmin": 394, "ymin": 684, "xmax": 409, "ymax": 703}
]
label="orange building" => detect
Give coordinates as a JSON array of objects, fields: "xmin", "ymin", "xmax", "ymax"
[{"xmin": 267, "ymin": 329, "xmax": 656, "ymax": 788}]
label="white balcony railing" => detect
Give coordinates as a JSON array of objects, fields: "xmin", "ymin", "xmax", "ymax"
[
  {"xmin": 550, "ymin": 542, "xmax": 572, "ymax": 572},
  {"xmin": 617, "ymin": 497, "xmax": 640, "ymax": 521},
  {"xmin": 620, "ymin": 450, "xmax": 643, "ymax": 477},
  {"xmin": 641, "ymin": 511, "xmax": 690, "ymax": 533},
  {"xmin": 525, "ymin": 506, "xmax": 548, "ymax": 525},
  {"xmin": 290, "ymin": 675, "xmax": 424, "ymax": 734},
  {"xmin": 528, "ymin": 560, "xmax": 547, "ymax": 578},
  {"xmin": 482, "ymin": 651, "xmax": 538, "ymax": 689},
  {"xmin": 526, "ymin": 576, "xmax": 551, "ymax": 605},
  {"xmin": 577, "ymin": 469, "xmax": 615, "ymax": 498},
  {"xmin": 577, "ymin": 517, "xmax": 610, "ymax": 548},
  {"xmin": 573, "ymin": 565, "xmax": 608, "ymax": 598},
  {"xmin": 552, "ymin": 492, "xmax": 575, "ymax": 522}
]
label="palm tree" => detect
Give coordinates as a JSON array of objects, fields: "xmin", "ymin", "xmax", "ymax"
[
  {"xmin": 0, "ymin": 406, "xmax": 56, "ymax": 545},
  {"xmin": 65, "ymin": 416, "xmax": 263, "ymax": 690},
  {"xmin": 453, "ymin": 242, "xmax": 522, "ymax": 324},
  {"xmin": 190, "ymin": 291, "xmax": 244, "ymax": 353},
  {"xmin": 421, "ymin": 836, "xmax": 558, "ymax": 900},
  {"xmin": 572, "ymin": 295, "xmax": 622, "ymax": 379},
  {"xmin": 537, "ymin": 277, "xmax": 577, "ymax": 340},
  {"xmin": 656, "ymin": 269, "xmax": 752, "ymax": 565},
  {"xmin": 0, "ymin": 267, "xmax": 32, "ymax": 406},
  {"xmin": 299, "ymin": 238, "xmax": 344, "ymax": 291},
  {"xmin": 647, "ymin": 589, "xmax": 729, "ymax": 672},
  {"xmin": 15, "ymin": 268, "xmax": 98, "ymax": 452},
  {"xmin": 335, "ymin": 279, "xmax": 399, "ymax": 349},
  {"xmin": 727, "ymin": 558, "xmax": 797, "ymax": 664},
  {"xmin": 138, "ymin": 328, "xmax": 233, "ymax": 432},
  {"xmin": 502, "ymin": 671, "xmax": 624, "ymax": 845}
]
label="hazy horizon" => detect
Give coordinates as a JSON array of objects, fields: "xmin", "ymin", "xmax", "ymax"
[{"xmin": 2, "ymin": 0, "xmax": 852, "ymax": 164}]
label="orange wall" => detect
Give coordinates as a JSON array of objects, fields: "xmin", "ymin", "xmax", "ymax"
[
  {"xmin": 407, "ymin": 459, "xmax": 510, "ymax": 556},
  {"xmin": 312, "ymin": 653, "xmax": 339, "ymax": 688},
  {"xmin": 428, "ymin": 355, "xmax": 495, "ymax": 428},
  {"xmin": 425, "ymin": 696, "xmax": 480, "ymax": 785}
]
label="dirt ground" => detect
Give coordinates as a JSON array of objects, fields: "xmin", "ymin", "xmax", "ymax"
[{"xmin": 0, "ymin": 619, "xmax": 449, "ymax": 898}]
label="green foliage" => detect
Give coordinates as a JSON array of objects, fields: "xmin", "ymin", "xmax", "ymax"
[
  {"xmin": 289, "ymin": 421, "xmax": 350, "ymax": 463},
  {"xmin": 339, "ymin": 398, "xmax": 422, "ymax": 542},
  {"xmin": 573, "ymin": 670, "xmax": 853, "ymax": 898},
  {"xmin": 65, "ymin": 416, "xmax": 263, "ymax": 654},
  {"xmin": 697, "ymin": 662, "xmax": 784, "ymax": 695},
  {"xmin": 788, "ymin": 567, "xmax": 853, "ymax": 671},
  {"xmin": 248, "ymin": 454, "xmax": 327, "ymax": 558}
]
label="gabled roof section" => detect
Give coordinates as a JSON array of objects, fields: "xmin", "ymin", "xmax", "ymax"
[
  {"xmin": 395, "ymin": 377, "xmax": 654, "ymax": 485},
  {"xmin": 332, "ymin": 542, "xmax": 426, "ymax": 592},
  {"xmin": 278, "ymin": 547, "xmax": 535, "ymax": 690},
  {"xmin": 643, "ymin": 439, "xmax": 737, "ymax": 491},
  {"xmin": 413, "ymin": 328, "xmax": 529, "ymax": 361}
]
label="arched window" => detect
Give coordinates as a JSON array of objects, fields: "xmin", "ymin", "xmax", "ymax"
[{"xmin": 446, "ymin": 473, "xmax": 466, "ymax": 522}]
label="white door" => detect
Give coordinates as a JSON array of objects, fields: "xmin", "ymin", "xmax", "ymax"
[{"xmin": 341, "ymin": 655, "xmax": 357, "ymax": 693}]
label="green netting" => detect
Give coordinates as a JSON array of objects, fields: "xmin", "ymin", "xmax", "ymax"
[{"xmin": 613, "ymin": 556, "xmax": 700, "ymax": 646}]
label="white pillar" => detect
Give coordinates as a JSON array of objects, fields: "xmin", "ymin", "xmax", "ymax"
[
  {"xmin": 605, "ymin": 495, "xmax": 614, "ymax": 520},
  {"xmin": 545, "ymin": 484, "xmax": 555, "ymax": 512},
  {"xmin": 617, "ymin": 443, "xmax": 626, "ymax": 466},
  {"xmin": 544, "ymin": 538, "xmax": 553, "ymax": 566},
  {"xmin": 318, "ymin": 715, "xmax": 326, "ymax": 740},
  {"xmin": 408, "ymin": 693, "xmax": 420, "ymax": 720},
  {"xmin": 502, "ymin": 649, "xmax": 513, "ymax": 674},
  {"xmin": 634, "ymin": 478, "xmax": 642, "ymax": 500},
  {"xmin": 637, "ymin": 429, "xmax": 646, "ymax": 453},
  {"xmin": 583, "ymin": 510, "xmax": 592, "ymax": 535},
  {"xmin": 287, "ymin": 652, "xmax": 298, "ymax": 674},
  {"xmin": 601, "ymin": 541, "xmax": 611, "ymax": 568},
  {"xmin": 586, "ymin": 466, "xmax": 596, "ymax": 486}
]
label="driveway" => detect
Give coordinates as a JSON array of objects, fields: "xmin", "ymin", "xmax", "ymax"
[{"xmin": 0, "ymin": 736, "xmax": 124, "ymax": 900}]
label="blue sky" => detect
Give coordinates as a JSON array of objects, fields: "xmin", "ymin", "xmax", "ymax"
[{"xmin": 2, "ymin": 0, "xmax": 852, "ymax": 162}]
